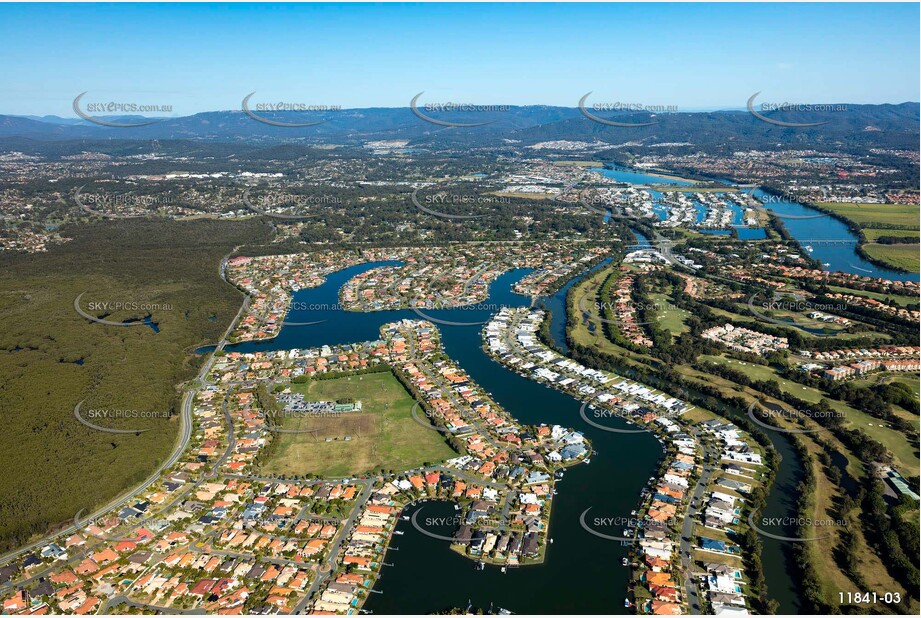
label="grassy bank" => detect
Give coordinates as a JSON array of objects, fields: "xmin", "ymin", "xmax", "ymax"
[{"xmin": 861, "ymin": 243, "xmax": 920, "ymax": 272}]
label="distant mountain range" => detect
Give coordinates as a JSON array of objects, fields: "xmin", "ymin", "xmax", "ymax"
[{"xmin": 0, "ymin": 103, "xmax": 917, "ymax": 153}]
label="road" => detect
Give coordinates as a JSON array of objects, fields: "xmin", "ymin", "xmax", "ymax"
[
  {"xmin": 293, "ymin": 480, "xmax": 375, "ymax": 614},
  {"xmin": 411, "ymin": 356, "xmax": 502, "ymax": 450},
  {"xmin": 0, "ymin": 386, "xmax": 194, "ymax": 575},
  {"xmin": 101, "ymin": 595, "xmax": 201, "ymax": 615},
  {"xmin": 462, "ymin": 263, "xmax": 491, "ymax": 297},
  {"xmin": 498, "ymin": 306, "xmax": 715, "ymax": 613},
  {"xmin": 678, "ymin": 430, "xmax": 719, "ymax": 615}
]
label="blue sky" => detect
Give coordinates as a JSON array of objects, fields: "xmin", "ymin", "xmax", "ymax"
[{"xmin": 1, "ymin": 2, "xmax": 918, "ymax": 116}]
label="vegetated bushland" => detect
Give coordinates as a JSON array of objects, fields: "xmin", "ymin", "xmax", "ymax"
[{"xmin": 0, "ymin": 217, "xmax": 270, "ymax": 553}]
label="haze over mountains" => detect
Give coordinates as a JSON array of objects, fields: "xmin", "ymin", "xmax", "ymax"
[{"xmin": 0, "ymin": 102, "xmax": 918, "ymax": 153}]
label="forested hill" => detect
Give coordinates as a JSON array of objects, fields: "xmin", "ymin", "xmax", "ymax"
[{"xmin": 1, "ymin": 102, "xmax": 918, "ymax": 153}]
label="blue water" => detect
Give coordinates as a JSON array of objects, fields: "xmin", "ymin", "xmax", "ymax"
[
  {"xmin": 629, "ymin": 229, "xmax": 652, "ymax": 249},
  {"xmin": 540, "ymin": 258, "xmax": 612, "ymax": 354},
  {"xmin": 691, "ymin": 198, "xmax": 708, "ymax": 223},
  {"xmin": 754, "ymin": 415, "xmax": 806, "ymax": 614},
  {"xmin": 210, "ymin": 255, "xmax": 806, "ymax": 613},
  {"xmin": 737, "ymin": 227, "xmax": 767, "ymax": 240},
  {"xmin": 122, "ymin": 315, "xmax": 160, "ymax": 332},
  {"xmin": 647, "ymin": 189, "xmax": 669, "ymax": 220},
  {"xmin": 595, "ymin": 165, "xmax": 917, "ymax": 281},
  {"xmin": 593, "ymin": 165, "xmax": 693, "ymax": 186},
  {"xmin": 749, "ymin": 189, "xmax": 917, "ymax": 281},
  {"xmin": 222, "ymin": 262, "xmax": 663, "ymax": 613}
]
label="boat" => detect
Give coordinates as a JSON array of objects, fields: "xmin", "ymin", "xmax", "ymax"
[
  {"xmin": 549, "ymin": 538, "xmax": 554, "ymax": 544},
  {"xmin": 400, "ymin": 516, "xmax": 409, "ymax": 521},
  {"xmin": 394, "ymin": 530, "xmax": 404, "ymax": 536},
  {"xmin": 823, "ymin": 262, "xmax": 830, "ymax": 267},
  {"xmin": 454, "ymin": 504, "xmax": 461, "ymax": 511},
  {"xmin": 804, "ymin": 245, "xmax": 814, "ymax": 252},
  {"xmin": 583, "ymin": 458, "xmax": 591, "ymax": 464},
  {"xmin": 500, "ymin": 566, "xmax": 507, "ymax": 573},
  {"xmin": 475, "ymin": 560, "xmax": 485, "ymax": 571},
  {"xmin": 622, "ymin": 557, "xmax": 629, "ymax": 566}
]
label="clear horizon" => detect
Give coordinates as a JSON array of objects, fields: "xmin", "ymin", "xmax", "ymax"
[{"xmin": 1, "ymin": 2, "xmax": 919, "ymax": 116}]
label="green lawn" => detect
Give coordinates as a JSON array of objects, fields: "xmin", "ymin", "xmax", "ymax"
[
  {"xmin": 650, "ymin": 291, "xmax": 690, "ymax": 336},
  {"xmin": 697, "ymin": 357, "xmax": 919, "ymax": 476},
  {"xmin": 852, "ymin": 373, "xmax": 920, "ymax": 398},
  {"xmin": 862, "ymin": 228, "xmax": 920, "ymax": 241},
  {"xmin": 568, "ymin": 266, "xmax": 659, "ymax": 367},
  {"xmin": 828, "ymin": 400, "xmax": 919, "ymax": 477},
  {"xmin": 889, "ymin": 375, "xmax": 920, "ymax": 399},
  {"xmin": 261, "ymin": 371, "xmax": 455, "ymax": 478},
  {"xmin": 699, "ymin": 355, "xmax": 825, "ymax": 401},
  {"xmin": 861, "ymin": 243, "xmax": 920, "ymax": 273},
  {"xmin": 815, "ymin": 202, "xmax": 920, "ymax": 228}
]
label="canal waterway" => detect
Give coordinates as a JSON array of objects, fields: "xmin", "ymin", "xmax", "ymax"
[
  {"xmin": 221, "ymin": 259, "xmax": 802, "ymax": 613},
  {"xmin": 226, "ymin": 264, "xmax": 661, "ymax": 612},
  {"xmin": 594, "ymin": 166, "xmax": 918, "ymax": 282}
]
